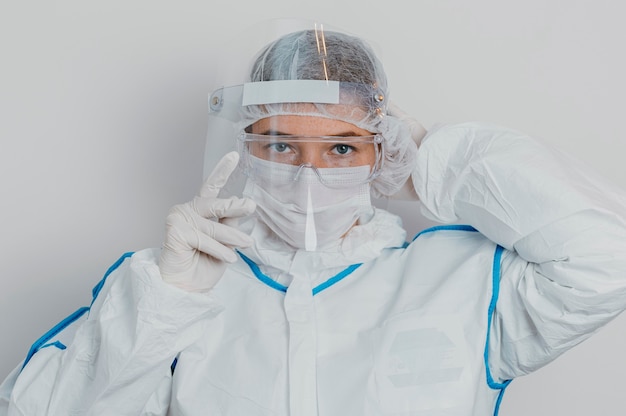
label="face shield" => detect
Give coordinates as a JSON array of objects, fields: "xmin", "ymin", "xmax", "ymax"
[{"xmin": 203, "ymin": 20, "xmax": 416, "ymax": 251}]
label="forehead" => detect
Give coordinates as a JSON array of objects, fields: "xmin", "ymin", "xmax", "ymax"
[{"xmin": 250, "ymin": 115, "xmax": 372, "ymax": 136}]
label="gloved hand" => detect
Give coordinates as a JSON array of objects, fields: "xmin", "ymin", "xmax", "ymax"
[
  {"xmin": 387, "ymin": 102, "xmax": 427, "ymax": 200},
  {"xmin": 159, "ymin": 151, "xmax": 256, "ymax": 292},
  {"xmin": 388, "ymin": 101, "xmax": 427, "ymax": 147}
]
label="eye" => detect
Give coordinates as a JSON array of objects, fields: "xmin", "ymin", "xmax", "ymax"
[
  {"xmin": 267, "ymin": 142, "xmax": 290, "ymax": 153},
  {"xmin": 333, "ymin": 144, "xmax": 354, "ymax": 155}
]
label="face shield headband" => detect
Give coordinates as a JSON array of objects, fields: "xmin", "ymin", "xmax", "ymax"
[{"xmin": 208, "ymin": 80, "xmax": 387, "ymax": 133}]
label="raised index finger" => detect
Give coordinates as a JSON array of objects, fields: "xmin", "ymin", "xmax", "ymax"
[{"xmin": 199, "ymin": 151, "xmax": 240, "ymax": 198}]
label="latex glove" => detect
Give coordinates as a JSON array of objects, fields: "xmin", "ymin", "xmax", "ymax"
[
  {"xmin": 388, "ymin": 101, "xmax": 427, "ymax": 147},
  {"xmin": 159, "ymin": 151, "xmax": 256, "ymax": 292},
  {"xmin": 387, "ymin": 102, "xmax": 427, "ymax": 200}
]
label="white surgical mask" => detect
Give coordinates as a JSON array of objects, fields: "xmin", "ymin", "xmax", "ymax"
[{"xmin": 242, "ymin": 156, "xmax": 373, "ymax": 251}]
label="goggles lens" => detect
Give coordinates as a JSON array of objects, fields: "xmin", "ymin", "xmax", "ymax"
[{"xmin": 239, "ymin": 133, "xmax": 384, "ymax": 188}]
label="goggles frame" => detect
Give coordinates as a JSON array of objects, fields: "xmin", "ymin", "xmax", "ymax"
[{"xmin": 238, "ymin": 132, "xmax": 385, "ymax": 188}]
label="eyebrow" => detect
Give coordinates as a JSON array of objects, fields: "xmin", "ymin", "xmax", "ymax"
[{"xmin": 259, "ymin": 129, "xmax": 366, "ymax": 137}]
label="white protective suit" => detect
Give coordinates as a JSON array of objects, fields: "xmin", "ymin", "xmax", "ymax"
[{"xmin": 2, "ymin": 122, "xmax": 626, "ymax": 416}]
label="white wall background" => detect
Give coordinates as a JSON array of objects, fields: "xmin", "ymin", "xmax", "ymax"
[{"xmin": 1, "ymin": 1, "xmax": 625, "ymax": 414}]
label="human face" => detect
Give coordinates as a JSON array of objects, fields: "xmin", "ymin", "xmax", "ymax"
[
  {"xmin": 247, "ymin": 115, "xmax": 378, "ymax": 169},
  {"xmin": 242, "ymin": 115, "xmax": 377, "ymax": 250}
]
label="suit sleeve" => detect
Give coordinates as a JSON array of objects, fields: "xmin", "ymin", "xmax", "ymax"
[
  {"xmin": 0, "ymin": 248, "xmax": 223, "ymax": 416},
  {"xmin": 412, "ymin": 122, "xmax": 626, "ymax": 381}
]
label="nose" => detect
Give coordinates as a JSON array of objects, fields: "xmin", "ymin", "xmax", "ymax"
[{"xmin": 296, "ymin": 143, "xmax": 326, "ymax": 168}]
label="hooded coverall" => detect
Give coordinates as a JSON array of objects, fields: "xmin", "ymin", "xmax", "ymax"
[{"xmin": 2, "ymin": 122, "xmax": 626, "ymax": 416}]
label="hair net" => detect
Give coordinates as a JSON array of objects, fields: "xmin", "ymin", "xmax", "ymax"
[{"xmin": 209, "ymin": 26, "xmax": 417, "ymax": 197}]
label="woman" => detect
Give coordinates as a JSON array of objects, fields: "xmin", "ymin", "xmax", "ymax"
[{"xmin": 2, "ymin": 22, "xmax": 626, "ymax": 416}]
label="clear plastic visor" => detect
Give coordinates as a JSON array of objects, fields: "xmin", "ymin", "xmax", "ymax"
[{"xmin": 239, "ymin": 133, "xmax": 383, "ymax": 188}]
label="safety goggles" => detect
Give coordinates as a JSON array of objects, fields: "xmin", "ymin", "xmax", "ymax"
[{"xmin": 238, "ymin": 133, "xmax": 384, "ymax": 188}]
